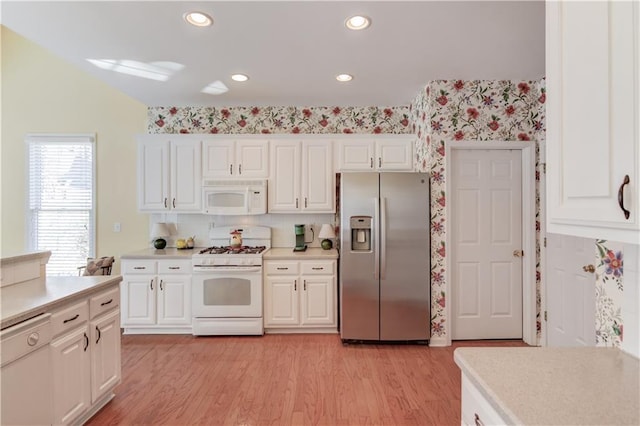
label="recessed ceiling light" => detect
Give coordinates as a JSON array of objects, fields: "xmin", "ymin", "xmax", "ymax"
[
  {"xmin": 345, "ymin": 15, "xmax": 371, "ymax": 30},
  {"xmin": 231, "ymin": 74, "xmax": 249, "ymax": 82},
  {"xmin": 336, "ymin": 74, "xmax": 353, "ymax": 82},
  {"xmin": 184, "ymin": 11, "xmax": 212, "ymax": 27}
]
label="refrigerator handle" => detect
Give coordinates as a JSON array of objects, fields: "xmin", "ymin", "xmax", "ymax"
[
  {"xmin": 374, "ymin": 197, "xmax": 380, "ymax": 280},
  {"xmin": 381, "ymin": 197, "xmax": 387, "ymax": 279}
]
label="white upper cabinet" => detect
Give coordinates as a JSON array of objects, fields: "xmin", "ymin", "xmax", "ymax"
[
  {"xmin": 546, "ymin": 1, "xmax": 639, "ymax": 244},
  {"xmin": 336, "ymin": 136, "xmax": 414, "ymax": 171},
  {"xmin": 137, "ymin": 136, "xmax": 202, "ymax": 212},
  {"xmin": 202, "ymin": 139, "xmax": 269, "ymax": 178},
  {"xmin": 269, "ymin": 140, "xmax": 334, "ymax": 213}
]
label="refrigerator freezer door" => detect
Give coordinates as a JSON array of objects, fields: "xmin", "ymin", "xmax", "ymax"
[
  {"xmin": 340, "ymin": 173, "xmax": 379, "ymax": 340},
  {"xmin": 379, "ymin": 173, "xmax": 430, "ymax": 341}
]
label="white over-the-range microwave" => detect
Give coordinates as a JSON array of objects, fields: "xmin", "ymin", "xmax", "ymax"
[{"xmin": 202, "ymin": 179, "xmax": 267, "ymax": 215}]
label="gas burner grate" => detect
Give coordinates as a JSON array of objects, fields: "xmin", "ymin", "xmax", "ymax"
[{"xmin": 198, "ymin": 246, "xmax": 266, "ymax": 255}]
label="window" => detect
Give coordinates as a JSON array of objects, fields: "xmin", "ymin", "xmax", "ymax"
[{"xmin": 27, "ymin": 134, "xmax": 96, "ymax": 276}]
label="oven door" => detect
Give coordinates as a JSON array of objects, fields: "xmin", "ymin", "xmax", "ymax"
[{"xmin": 192, "ymin": 267, "xmax": 262, "ymax": 317}]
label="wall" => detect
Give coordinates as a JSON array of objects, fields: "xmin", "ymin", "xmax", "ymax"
[
  {"xmin": 147, "ymin": 106, "xmax": 411, "ymax": 135},
  {"xmin": 411, "ymin": 79, "xmax": 546, "ymax": 344},
  {"xmin": 1, "ymin": 27, "xmax": 148, "ymax": 272}
]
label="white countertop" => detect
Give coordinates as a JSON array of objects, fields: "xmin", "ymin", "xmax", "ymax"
[
  {"xmin": 454, "ymin": 346, "xmax": 640, "ymax": 425},
  {"xmin": 263, "ymin": 248, "xmax": 339, "ymax": 260},
  {"xmin": 1, "ymin": 275, "xmax": 123, "ymax": 329},
  {"xmin": 121, "ymin": 247, "xmax": 204, "ymax": 259}
]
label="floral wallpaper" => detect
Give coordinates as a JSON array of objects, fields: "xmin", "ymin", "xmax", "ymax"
[
  {"xmin": 148, "ymin": 106, "xmax": 412, "ymax": 135},
  {"xmin": 411, "ymin": 79, "xmax": 546, "ymax": 342},
  {"xmin": 595, "ymin": 240, "xmax": 624, "ymax": 347}
]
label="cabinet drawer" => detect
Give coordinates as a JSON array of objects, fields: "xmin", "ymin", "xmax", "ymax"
[
  {"xmin": 461, "ymin": 376, "xmax": 506, "ymax": 426},
  {"xmin": 158, "ymin": 259, "xmax": 192, "ymax": 274},
  {"xmin": 89, "ymin": 286, "xmax": 120, "ymax": 319},
  {"xmin": 122, "ymin": 260, "xmax": 157, "ymax": 274},
  {"xmin": 51, "ymin": 300, "xmax": 89, "ymax": 338},
  {"xmin": 265, "ymin": 261, "xmax": 299, "ymax": 275},
  {"xmin": 300, "ymin": 261, "xmax": 335, "ymax": 275}
]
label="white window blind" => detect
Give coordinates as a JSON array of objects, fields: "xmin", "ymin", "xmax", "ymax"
[{"xmin": 27, "ymin": 134, "xmax": 96, "ymax": 276}]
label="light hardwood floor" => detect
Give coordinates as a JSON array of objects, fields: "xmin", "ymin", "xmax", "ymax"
[{"xmin": 87, "ymin": 334, "xmax": 526, "ymax": 426}]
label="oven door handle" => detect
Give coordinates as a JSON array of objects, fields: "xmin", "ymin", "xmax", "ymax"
[{"xmin": 194, "ymin": 267, "xmax": 262, "ymax": 273}]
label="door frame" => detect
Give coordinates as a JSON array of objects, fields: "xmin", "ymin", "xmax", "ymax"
[{"xmin": 445, "ymin": 141, "xmax": 537, "ymax": 346}]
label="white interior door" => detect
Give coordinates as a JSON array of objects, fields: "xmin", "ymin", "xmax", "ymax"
[
  {"xmin": 546, "ymin": 234, "xmax": 596, "ymax": 347},
  {"xmin": 452, "ymin": 149, "xmax": 523, "ymax": 340}
]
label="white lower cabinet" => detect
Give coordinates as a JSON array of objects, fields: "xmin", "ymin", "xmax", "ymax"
[
  {"xmin": 121, "ymin": 259, "xmax": 192, "ymax": 334},
  {"xmin": 264, "ymin": 259, "xmax": 336, "ymax": 331},
  {"xmin": 461, "ymin": 374, "xmax": 507, "ymax": 426},
  {"xmin": 50, "ymin": 285, "xmax": 121, "ymax": 425}
]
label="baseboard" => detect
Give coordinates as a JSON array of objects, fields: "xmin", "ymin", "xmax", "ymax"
[
  {"xmin": 122, "ymin": 327, "xmax": 192, "ymax": 335},
  {"xmin": 429, "ymin": 335, "xmax": 449, "ymax": 347},
  {"xmin": 264, "ymin": 328, "xmax": 338, "ymax": 334}
]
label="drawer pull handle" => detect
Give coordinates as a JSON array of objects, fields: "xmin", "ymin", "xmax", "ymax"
[
  {"xmin": 168, "ymin": 267, "xmax": 180, "ymax": 270},
  {"xmin": 277, "ymin": 267, "xmax": 289, "ymax": 270},
  {"xmin": 370, "ymin": 157, "xmax": 373, "ymax": 168},
  {"xmin": 311, "ymin": 267, "xmax": 324, "ymax": 270},
  {"xmin": 294, "ymin": 280, "xmax": 297, "ymax": 291},
  {"xmin": 63, "ymin": 314, "xmax": 79, "ymax": 324},
  {"xmin": 134, "ymin": 266, "xmax": 146, "ymax": 270},
  {"xmin": 100, "ymin": 299, "xmax": 113, "ymax": 307},
  {"xmin": 95, "ymin": 326, "xmax": 101, "ymax": 345},
  {"xmin": 150, "ymin": 279, "xmax": 154, "ymax": 290},
  {"xmin": 303, "ymin": 280, "xmax": 306, "ymax": 291},
  {"xmin": 164, "ymin": 197, "xmax": 168, "ymax": 208},
  {"xmin": 160, "ymin": 280, "xmax": 164, "ymax": 291},
  {"xmin": 83, "ymin": 332, "xmax": 89, "ymax": 352},
  {"xmin": 618, "ymin": 174, "xmax": 631, "ymax": 219},
  {"xmin": 173, "ymin": 198, "xmax": 176, "ymax": 208},
  {"xmin": 474, "ymin": 413, "xmax": 484, "ymax": 426}
]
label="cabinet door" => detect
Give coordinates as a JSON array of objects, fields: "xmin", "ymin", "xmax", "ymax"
[
  {"xmin": 264, "ymin": 275, "xmax": 299, "ymax": 326},
  {"xmin": 237, "ymin": 140, "xmax": 269, "ymax": 178},
  {"xmin": 546, "ymin": 1, "xmax": 639, "ymax": 242},
  {"xmin": 120, "ymin": 276, "xmax": 156, "ymax": 325},
  {"xmin": 137, "ymin": 139, "xmax": 170, "ymax": 211},
  {"xmin": 300, "ymin": 275, "xmax": 335, "ymax": 326},
  {"xmin": 90, "ymin": 309, "xmax": 121, "ymax": 404},
  {"xmin": 336, "ymin": 140, "xmax": 375, "ymax": 171},
  {"xmin": 376, "ymin": 139, "xmax": 413, "ymax": 171},
  {"xmin": 269, "ymin": 141, "xmax": 301, "ymax": 212},
  {"xmin": 51, "ymin": 326, "xmax": 91, "ymax": 425},
  {"xmin": 171, "ymin": 139, "xmax": 202, "ymax": 211},
  {"xmin": 202, "ymin": 140, "xmax": 234, "ymax": 178},
  {"xmin": 157, "ymin": 275, "xmax": 191, "ymax": 325},
  {"xmin": 302, "ymin": 141, "xmax": 335, "ymax": 212}
]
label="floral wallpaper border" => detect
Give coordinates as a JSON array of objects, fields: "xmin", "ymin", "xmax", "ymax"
[
  {"xmin": 595, "ymin": 240, "xmax": 624, "ymax": 347},
  {"xmin": 148, "ymin": 106, "xmax": 412, "ymax": 135},
  {"xmin": 411, "ymin": 79, "xmax": 546, "ymax": 342}
]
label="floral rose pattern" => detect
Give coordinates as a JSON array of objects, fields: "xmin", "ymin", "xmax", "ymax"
[
  {"xmin": 595, "ymin": 240, "xmax": 624, "ymax": 347},
  {"xmin": 412, "ymin": 79, "xmax": 546, "ymax": 341},
  {"xmin": 148, "ymin": 106, "xmax": 412, "ymax": 135}
]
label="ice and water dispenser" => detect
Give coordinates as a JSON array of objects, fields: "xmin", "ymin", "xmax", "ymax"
[{"xmin": 350, "ymin": 216, "xmax": 372, "ymax": 251}]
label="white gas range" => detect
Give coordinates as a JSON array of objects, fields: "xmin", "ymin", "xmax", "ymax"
[{"xmin": 191, "ymin": 226, "xmax": 270, "ymax": 336}]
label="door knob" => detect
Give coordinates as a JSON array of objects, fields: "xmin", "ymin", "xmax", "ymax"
[
  {"xmin": 583, "ymin": 264, "xmax": 595, "ymax": 273},
  {"xmin": 513, "ymin": 250, "xmax": 524, "ymax": 257}
]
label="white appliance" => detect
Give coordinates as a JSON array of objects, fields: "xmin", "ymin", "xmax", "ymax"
[
  {"xmin": 191, "ymin": 225, "xmax": 270, "ymax": 335},
  {"xmin": 202, "ymin": 180, "xmax": 267, "ymax": 215},
  {"xmin": 1, "ymin": 313, "xmax": 53, "ymax": 425}
]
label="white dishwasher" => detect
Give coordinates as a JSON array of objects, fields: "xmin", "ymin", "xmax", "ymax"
[{"xmin": 1, "ymin": 313, "xmax": 53, "ymax": 425}]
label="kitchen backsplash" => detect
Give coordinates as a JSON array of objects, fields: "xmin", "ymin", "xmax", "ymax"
[
  {"xmin": 150, "ymin": 213, "xmax": 336, "ymax": 250},
  {"xmin": 147, "ymin": 106, "xmax": 412, "ymax": 135}
]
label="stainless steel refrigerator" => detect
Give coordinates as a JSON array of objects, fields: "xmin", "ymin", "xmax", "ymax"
[{"xmin": 340, "ymin": 173, "xmax": 430, "ymax": 342}]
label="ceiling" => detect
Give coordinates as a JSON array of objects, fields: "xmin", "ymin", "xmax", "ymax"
[{"xmin": 1, "ymin": 1, "xmax": 545, "ymax": 107}]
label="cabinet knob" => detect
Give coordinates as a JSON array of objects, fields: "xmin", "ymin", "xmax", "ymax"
[
  {"xmin": 513, "ymin": 250, "xmax": 524, "ymax": 257},
  {"xmin": 583, "ymin": 264, "xmax": 596, "ymax": 273}
]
